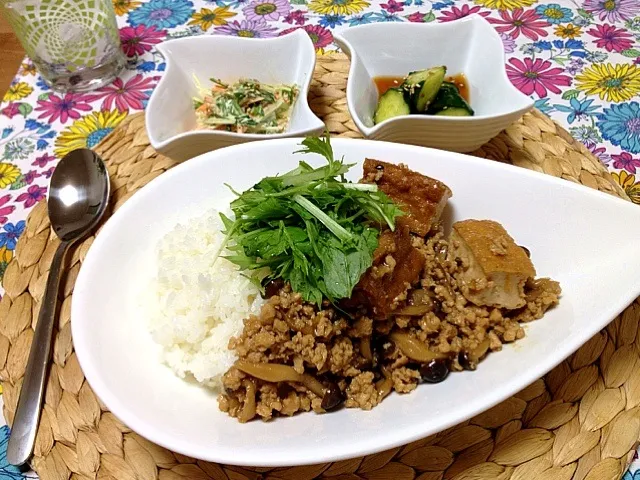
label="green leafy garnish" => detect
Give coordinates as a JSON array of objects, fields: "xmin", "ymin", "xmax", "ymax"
[{"xmin": 221, "ymin": 133, "xmax": 403, "ymax": 305}]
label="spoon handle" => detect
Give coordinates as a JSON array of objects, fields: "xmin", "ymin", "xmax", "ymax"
[{"xmin": 7, "ymin": 240, "xmax": 71, "ymax": 466}]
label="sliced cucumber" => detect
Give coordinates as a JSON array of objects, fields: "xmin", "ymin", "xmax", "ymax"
[
  {"xmin": 428, "ymin": 82, "xmax": 474, "ymax": 116},
  {"xmin": 374, "ymin": 88, "xmax": 410, "ymax": 125},
  {"xmin": 434, "ymin": 107, "xmax": 473, "ymax": 116},
  {"xmin": 404, "ymin": 68, "xmax": 444, "ymax": 88},
  {"xmin": 402, "ymin": 66, "xmax": 446, "ymax": 113}
]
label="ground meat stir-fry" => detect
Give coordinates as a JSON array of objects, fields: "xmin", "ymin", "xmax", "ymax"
[
  {"xmin": 219, "ymin": 223, "xmax": 560, "ymax": 422},
  {"xmin": 219, "ymin": 161, "xmax": 561, "ymax": 422}
]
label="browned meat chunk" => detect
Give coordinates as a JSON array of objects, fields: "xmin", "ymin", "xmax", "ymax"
[
  {"xmin": 354, "ymin": 223, "xmax": 425, "ymax": 319},
  {"xmin": 362, "ymin": 159, "xmax": 452, "ymax": 236},
  {"xmin": 448, "ymin": 220, "xmax": 536, "ymax": 310}
]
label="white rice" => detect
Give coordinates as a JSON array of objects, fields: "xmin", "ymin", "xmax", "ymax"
[{"xmin": 147, "ymin": 208, "xmax": 264, "ymax": 391}]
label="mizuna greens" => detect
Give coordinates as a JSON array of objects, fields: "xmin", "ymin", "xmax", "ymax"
[
  {"xmin": 193, "ymin": 78, "xmax": 299, "ymax": 134},
  {"xmin": 220, "ymin": 134, "xmax": 403, "ymax": 305}
]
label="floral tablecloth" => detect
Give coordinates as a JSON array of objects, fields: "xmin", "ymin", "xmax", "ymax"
[{"xmin": 1, "ymin": 0, "xmax": 640, "ymax": 477}]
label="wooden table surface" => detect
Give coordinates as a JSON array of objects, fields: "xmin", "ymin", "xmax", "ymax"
[{"xmin": 0, "ymin": 14, "xmax": 26, "ymax": 99}]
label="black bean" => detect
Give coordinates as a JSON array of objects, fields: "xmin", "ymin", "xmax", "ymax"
[
  {"xmin": 321, "ymin": 382, "xmax": 344, "ymax": 411},
  {"xmin": 277, "ymin": 382, "xmax": 294, "ymax": 398},
  {"xmin": 372, "ymin": 337, "xmax": 396, "ymax": 368},
  {"xmin": 420, "ymin": 359, "xmax": 450, "ymax": 383},
  {"xmin": 519, "ymin": 245, "xmax": 531, "ymax": 257},
  {"xmin": 458, "ymin": 351, "xmax": 476, "ymax": 371},
  {"xmin": 262, "ymin": 278, "xmax": 284, "ymax": 298},
  {"xmin": 373, "ymin": 336, "xmax": 395, "ymax": 356},
  {"xmin": 354, "ymin": 353, "xmax": 373, "ymax": 371}
]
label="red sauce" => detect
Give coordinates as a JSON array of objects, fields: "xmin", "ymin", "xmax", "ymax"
[
  {"xmin": 373, "ymin": 73, "xmax": 471, "ymax": 103},
  {"xmin": 446, "ymin": 73, "xmax": 470, "ymax": 103},
  {"xmin": 373, "ymin": 76, "xmax": 403, "ymax": 96}
]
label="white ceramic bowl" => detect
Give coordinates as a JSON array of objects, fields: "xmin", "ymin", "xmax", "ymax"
[
  {"xmin": 146, "ymin": 30, "xmax": 325, "ymax": 162},
  {"xmin": 334, "ymin": 17, "xmax": 534, "ymax": 153}
]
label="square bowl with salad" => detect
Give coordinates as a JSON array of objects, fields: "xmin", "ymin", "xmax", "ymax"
[
  {"xmin": 146, "ymin": 30, "xmax": 325, "ymax": 162},
  {"xmin": 334, "ymin": 16, "xmax": 534, "ymax": 153}
]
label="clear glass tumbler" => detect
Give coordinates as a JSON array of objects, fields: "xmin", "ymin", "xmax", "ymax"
[{"xmin": 0, "ymin": 0, "xmax": 125, "ymax": 92}]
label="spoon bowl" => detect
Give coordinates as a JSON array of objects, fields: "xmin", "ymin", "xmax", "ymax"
[
  {"xmin": 49, "ymin": 149, "xmax": 110, "ymax": 241},
  {"xmin": 7, "ymin": 149, "xmax": 110, "ymax": 467}
]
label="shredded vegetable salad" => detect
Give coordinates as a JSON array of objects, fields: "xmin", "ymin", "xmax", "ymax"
[{"xmin": 193, "ymin": 77, "xmax": 299, "ymax": 134}]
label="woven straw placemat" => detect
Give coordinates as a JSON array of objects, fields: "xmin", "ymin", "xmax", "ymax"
[{"xmin": 1, "ymin": 53, "xmax": 638, "ymax": 480}]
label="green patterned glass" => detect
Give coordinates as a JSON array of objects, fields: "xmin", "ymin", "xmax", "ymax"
[{"xmin": 0, "ymin": 0, "xmax": 125, "ymax": 92}]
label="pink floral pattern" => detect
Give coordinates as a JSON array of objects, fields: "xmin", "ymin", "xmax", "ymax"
[
  {"xmin": 35, "ymin": 93, "xmax": 92, "ymax": 124},
  {"xmin": 506, "ymin": 57, "xmax": 572, "ymax": 97},
  {"xmin": 487, "ymin": 8, "xmax": 550, "ymax": 40},
  {"xmin": 0, "ymin": 103, "xmax": 21, "ymax": 119},
  {"xmin": 16, "ymin": 185, "xmax": 46, "ymax": 208},
  {"xmin": 0, "ymin": 195, "xmax": 15, "ymax": 225},
  {"xmin": 587, "ymin": 23, "xmax": 635, "ymax": 52},
  {"xmin": 284, "ymin": 10, "xmax": 307, "ymax": 25},
  {"xmin": 381, "ymin": 0, "xmax": 404, "ymax": 14},
  {"xmin": 87, "ymin": 74, "xmax": 158, "ymax": 112},
  {"xmin": 280, "ymin": 25, "xmax": 333, "ymax": 49},
  {"xmin": 612, "ymin": 152, "xmax": 640, "ymax": 173},
  {"xmin": 438, "ymin": 5, "xmax": 488, "ymax": 22},
  {"xmin": 120, "ymin": 25, "xmax": 166, "ymax": 57},
  {"xmin": 31, "ymin": 153, "xmax": 55, "ymax": 168}
]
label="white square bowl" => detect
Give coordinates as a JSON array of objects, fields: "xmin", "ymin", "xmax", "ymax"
[
  {"xmin": 146, "ymin": 30, "xmax": 325, "ymax": 162},
  {"xmin": 334, "ymin": 16, "xmax": 534, "ymax": 153}
]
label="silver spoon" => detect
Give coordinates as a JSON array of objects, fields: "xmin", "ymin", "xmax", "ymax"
[{"xmin": 7, "ymin": 149, "xmax": 110, "ymax": 467}]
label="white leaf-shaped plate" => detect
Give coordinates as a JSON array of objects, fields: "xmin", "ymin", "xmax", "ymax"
[{"xmin": 72, "ymin": 138, "xmax": 640, "ymax": 467}]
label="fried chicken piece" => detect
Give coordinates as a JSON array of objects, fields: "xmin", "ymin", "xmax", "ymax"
[
  {"xmin": 448, "ymin": 220, "xmax": 535, "ymax": 310},
  {"xmin": 362, "ymin": 159, "xmax": 452, "ymax": 236},
  {"xmin": 353, "ymin": 224, "xmax": 425, "ymax": 319}
]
